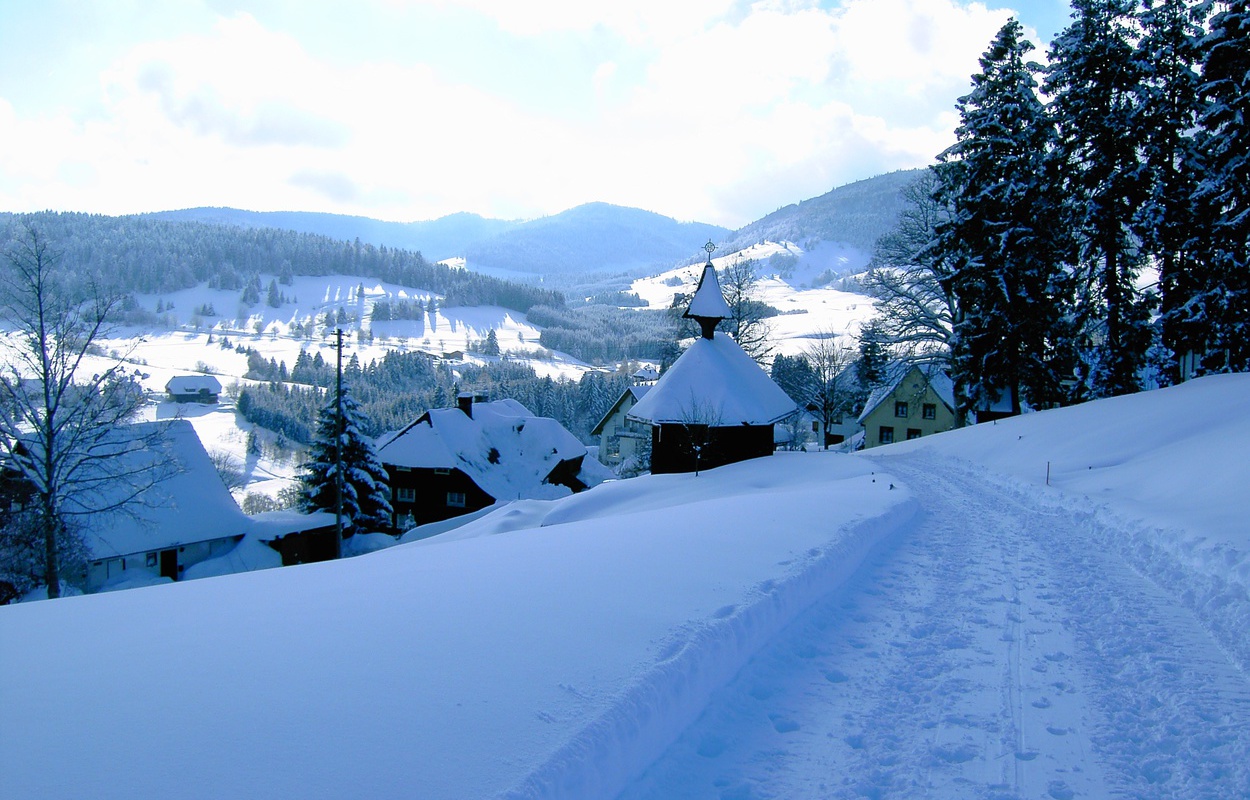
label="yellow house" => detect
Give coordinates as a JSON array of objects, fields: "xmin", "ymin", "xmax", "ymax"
[{"xmin": 857, "ymin": 365, "xmax": 956, "ymax": 448}]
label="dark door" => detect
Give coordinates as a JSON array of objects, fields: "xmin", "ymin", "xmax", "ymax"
[{"xmin": 159, "ymin": 549, "xmax": 178, "ymax": 580}]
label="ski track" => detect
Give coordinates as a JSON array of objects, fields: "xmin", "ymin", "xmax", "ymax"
[{"xmin": 617, "ymin": 456, "xmax": 1250, "ymax": 799}]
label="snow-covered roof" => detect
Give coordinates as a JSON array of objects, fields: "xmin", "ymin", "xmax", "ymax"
[
  {"xmin": 376, "ymin": 399, "xmax": 588, "ymax": 502},
  {"xmin": 71, "ymin": 420, "xmax": 250, "ymax": 559},
  {"xmin": 248, "ymin": 510, "xmax": 339, "ymax": 541},
  {"xmin": 632, "ymin": 367, "xmax": 659, "ymax": 382},
  {"xmin": 589, "ymin": 385, "xmax": 652, "ymax": 437},
  {"xmin": 857, "ymin": 364, "xmax": 956, "ymax": 424},
  {"xmin": 165, "ymin": 375, "xmax": 222, "ymax": 395},
  {"xmin": 627, "ymin": 334, "xmax": 797, "ymax": 426},
  {"xmin": 684, "ymin": 263, "xmax": 732, "ymax": 321}
]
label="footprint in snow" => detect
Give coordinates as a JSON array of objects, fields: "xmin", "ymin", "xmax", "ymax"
[
  {"xmin": 769, "ymin": 714, "xmax": 800, "ymax": 733},
  {"xmin": 824, "ymin": 669, "xmax": 849, "ymax": 683},
  {"xmin": 1048, "ymin": 780, "xmax": 1076, "ymax": 800}
]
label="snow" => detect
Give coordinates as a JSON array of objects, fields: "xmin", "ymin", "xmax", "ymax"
[
  {"xmin": 684, "ymin": 264, "xmax": 733, "ymax": 321},
  {"xmin": 630, "ymin": 239, "xmax": 878, "ymax": 358},
  {"xmin": 627, "ymin": 333, "xmax": 796, "ymax": 426},
  {"xmin": 3, "ymin": 370, "xmax": 1250, "ymax": 796},
  {"xmin": 376, "ymin": 398, "xmax": 596, "ymax": 502},
  {"xmin": 0, "ymin": 454, "xmax": 912, "ymax": 800},
  {"xmin": 66, "ymin": 419, "xmax": 250, "ymax": 559}
]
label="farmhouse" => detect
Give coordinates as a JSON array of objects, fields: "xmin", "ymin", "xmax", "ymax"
[
  {"xmin": 590, "ymin": 385, "xmax": 652, "ymax": 468},
  {"xmin": 377, "ymin": 395, "xmax": 603, "ymax": 528},
  {"xmin": 857, "ymin": 364, "xmax": 956, "ymax": 448},
  {"xmin": 165, "ymin": 375, "xmax": 222, "ymax": 404},
  {"xmin": 72, "ymin": 420, "xmax": 251, "ymax": 592},
  {"xmin": 627, "ymin": 257, "xmax": 796, "ymax": 473}
]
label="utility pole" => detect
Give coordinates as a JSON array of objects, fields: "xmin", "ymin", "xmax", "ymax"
[{"xmin": 334, "ymin": 327, "xmax": 344, "ymax": 559}]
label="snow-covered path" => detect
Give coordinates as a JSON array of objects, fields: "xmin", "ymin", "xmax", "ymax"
[{"xmin": 618, "ymin": 456, "xmax": 1250, "ymax": 799}]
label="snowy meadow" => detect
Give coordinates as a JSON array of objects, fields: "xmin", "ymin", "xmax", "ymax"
[{"xmin": 3, "ymin": 374, "xmax": 1248, "ymax": 798}]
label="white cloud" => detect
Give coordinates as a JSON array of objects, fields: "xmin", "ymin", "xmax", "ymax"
[{"xmin": 0, "ymin": 1, "xmax": 1033, "ymax": 227}]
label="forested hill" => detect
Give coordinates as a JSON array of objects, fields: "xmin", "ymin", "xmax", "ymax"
[
  {"xmin": 144, "ymin": 207, "xmax": 519, "ymax": 265},
  {"xmin": 463, "ymin": 203, "xmax": 730, "ymax": 275},
  {"xmin": 145, "ymin": 202, "xmax": 730, "ymax": 277},
  {"xmin": 719, "ymin": 168, "xmax": 923, "ymax": 255},
  {"xmin": 0, "ymin": 212, "xmax": 563, "ymax": 313}
]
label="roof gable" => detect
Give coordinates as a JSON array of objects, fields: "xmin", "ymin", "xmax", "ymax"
[
  {"xmin": 589, "ymin": 385, "xmax": 652, "ymax": 436},
  {"xmin": 857, "ymin": 365, "xmax": 956, "ymax": 424},
  {"xmin": 627, "ymin": 334, "xmax": 796, "ymax": 426}
]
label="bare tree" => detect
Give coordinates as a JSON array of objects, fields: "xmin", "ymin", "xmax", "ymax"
[
  {"xmin": 802, "ymin": 332, "xmax": 857, "ymax": 447},
  {"xmin": 209, "ymin": 450, "xmax": 247, "ymax": 492},
  {"xmin": 0, "ymin": 223, "xmax": 170, "ymax": 597},
  {"xmin": 861, "ymin": 169, "xmax": 960, "ymax": 367},
  {"xmin": 718, "ymin": 258, "xmax": 774, "ymax": 363}
]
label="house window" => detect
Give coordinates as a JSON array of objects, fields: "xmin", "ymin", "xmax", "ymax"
[
  {"xmin": 906, "ymin": 428, "xmax": 922, "ymax": 440},
  {"xmin": 145, "ymin": 552, "xmax": 158, "ymax": 568},
  {"xmin": 447, "ymin": 492, "xmax": 467, "ymax": 508},
  {"xmin": 396, "ymin": 487, "xmax": 416, "ymax": 503},
  {"xmin": 811, "ymin": 421, "xmax": 819, "ymax": 433},
  {"xmin": 922, "ymin": 403, "xmax": 936, "ymax": 420},
  {"xmin": 894, "ymin": 401, "xmax": 908, "ymax": 417},
  {"xmin": 879, "ymin": 426, "xmax": 895, "ymax": 445}
]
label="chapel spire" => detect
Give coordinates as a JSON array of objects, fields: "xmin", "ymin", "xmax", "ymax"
[{"xmin": 683, "ymin": 241, "xmax": 732, "ymax": 340}]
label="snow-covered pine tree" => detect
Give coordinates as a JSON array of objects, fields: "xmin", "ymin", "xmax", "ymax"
[
  {"xmin": 1045, "ymin": 0, "xmax": 1153, "ymax": 398},
  {"xmin": 1188, "ymin": 0, "xmax": 1250, "ymax": 374},
  {"xmin": 297, "ymin": 382, "xmax": 393, "ymax": 534},
  {"xmin": 933, "ymin": 18, "xmax": 1073, "ymax": 420},
  {"xmin": 1132, "ymin": 0, "xmax": 1208, "ymax": 384}
]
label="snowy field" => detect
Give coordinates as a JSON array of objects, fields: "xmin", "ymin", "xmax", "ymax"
[
  {"xmin": 630, "ymin": 239, "xmax": 878, "ymax": 358},
  {"xmin": 3, "ymin": 374, "xmax": 1249, "ymax": 798}
]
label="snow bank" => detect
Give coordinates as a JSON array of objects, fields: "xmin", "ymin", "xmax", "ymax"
[
  {"xmin": 0, "ymin": 453, "xmax": 912, "ymax": 800},
  {"xmin": 872, "ymin": 373, "xmax": 1250, "ymax": 670}
]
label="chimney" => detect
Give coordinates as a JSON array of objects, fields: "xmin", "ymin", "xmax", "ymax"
[{"xmin": 457, "ymin": 393, "xmax": 473, "ymax": 418}]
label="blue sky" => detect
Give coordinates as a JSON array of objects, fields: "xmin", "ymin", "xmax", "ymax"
[{"xmin": 0, "ymin": 0, "xmax": 1074, "ymax": 228}]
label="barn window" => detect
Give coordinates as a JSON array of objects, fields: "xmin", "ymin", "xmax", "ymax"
[
  {"xmin": 146, "ymin": 552, "xmax": 158, "ymax": 568},
  {"xmin": 447, "ymin": 492, "xmax": 467, "ymax": 508},
  {"xmin": 396, "ymin": 487, "xmax": 416, "ymax": 503},
  {"xmin": 434, "ymin": 468, "xmax": 451, "ymax": 475}
]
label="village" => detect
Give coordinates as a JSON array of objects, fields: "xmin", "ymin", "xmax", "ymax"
[{"xmin": 0, "ymin": 250, "xmax": 960, "ymax": 600}]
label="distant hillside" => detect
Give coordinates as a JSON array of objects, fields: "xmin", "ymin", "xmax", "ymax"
[
  {"xmin": 719, "ymin": 169, "xmax": 923, "ymax": 257},
  {"xmin": 466, "ymin": 203, "xmax": 729, "ymax": 276},
  {"xmin": 144, "ymin": 208, "xmax": 519, "ymax": 263},
  {"xmin": 146, "ymin": 203, "xmax": 729, "ymax": 277},
  {"xmin": 0, "ymin": 211, "xmax": 563, "ymax": 314}
]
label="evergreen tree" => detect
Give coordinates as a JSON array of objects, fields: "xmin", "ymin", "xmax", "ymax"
[
  {"xmin": 297, "ymin": 383, "xmax": 393, "ymax": 533},
  {"xmin": 934, "ymin": 18, "xmax": 1073, "ymax": 419},
  {"xmin": 1046, "ymin": 0, "xmax": 1153, "ymax": 397},
  {"xmin": 855, "ymin": 320, "xmax": 889, "ymax": 409},
  {"xmin": 770, "ymin": 354, "xmax": 816, "ymax": 407},
  {"xmin": 266, "ymin": 278, "xmax": 281, "ymax": 308},
  {"xmin": 1187, "ymin": 0, "xmax": 1250, "ymax": 373},
  {"xmin": 1133, "ymin": 0, "xmax": 1208, "ymax": 383},
  {"xmin": 483, "ymin": 328, "xmax": 501, "ymax": 357}
]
